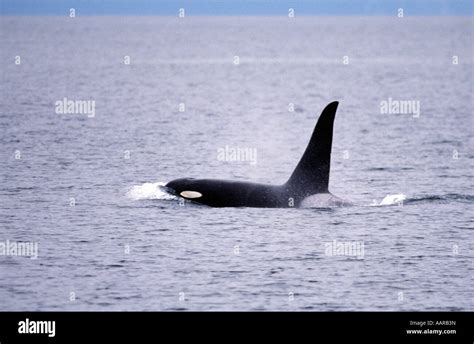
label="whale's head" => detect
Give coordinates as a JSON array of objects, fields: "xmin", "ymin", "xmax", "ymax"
[{"xmin": 165, "ymin": 178, "xmax": 204, "ymax": 199}]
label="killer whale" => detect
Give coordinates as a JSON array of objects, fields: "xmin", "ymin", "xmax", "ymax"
[{"xmin": 165, "ymin": 101, "xmax": 341, "ymax": 208}]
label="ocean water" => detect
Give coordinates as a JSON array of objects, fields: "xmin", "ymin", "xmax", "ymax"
[{"xmin": 0, "ymin": 16, "xmax": 472, "ymax": 311}]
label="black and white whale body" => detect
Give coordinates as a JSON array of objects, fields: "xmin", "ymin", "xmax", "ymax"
[{"xmin": 165, "ymin": 101, "xmax": 344, "ymax": 208}]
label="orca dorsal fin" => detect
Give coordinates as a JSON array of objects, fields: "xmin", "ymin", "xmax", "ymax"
[{"xmin": 285, "ymin": 101, "xmax": 339, "ymax": 195}]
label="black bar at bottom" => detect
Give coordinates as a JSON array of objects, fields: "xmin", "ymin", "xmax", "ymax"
[{"xmin": 0, "ymin": 312, "xmax": 472, "ymax": 343}]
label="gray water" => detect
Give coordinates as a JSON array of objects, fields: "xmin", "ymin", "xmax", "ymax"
[{"xmin": 0, "ymin": 16, "xmax": 472, "ymax": 311}]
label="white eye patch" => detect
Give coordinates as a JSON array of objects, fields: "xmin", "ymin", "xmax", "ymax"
[{"xmin": 180, "ymin": 191, "xmax": 202, "ymax": 199}]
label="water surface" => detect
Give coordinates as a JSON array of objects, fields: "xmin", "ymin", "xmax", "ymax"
[{"xmin": 0, "ymin": 17, "xmax": 472, "ymax": 310}]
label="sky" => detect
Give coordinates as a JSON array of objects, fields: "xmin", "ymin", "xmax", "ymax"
[{"xmin": 0, "ymin": 0, "xmax": 472, "ymax": 16}]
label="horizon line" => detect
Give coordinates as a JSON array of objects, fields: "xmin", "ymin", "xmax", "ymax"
[
  {"xmin": 1, "ymin": 14, "xmax": 473, "ymax": 17},
  {"xmin": 1, "ymin": 0, "xmax": 472, "ymax": 16}
]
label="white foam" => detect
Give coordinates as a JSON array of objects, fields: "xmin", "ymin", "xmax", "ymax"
[
  {"xmin": 372, "ymin": 193, "xmax": 407, "ymax": 206},
  {"xmin": 300, "ymin": 193, "xmax": 351, "ymax": 208},
  {"xmin": 126, "ymin": 182, "xmax": 177, "ymax": 201}
]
